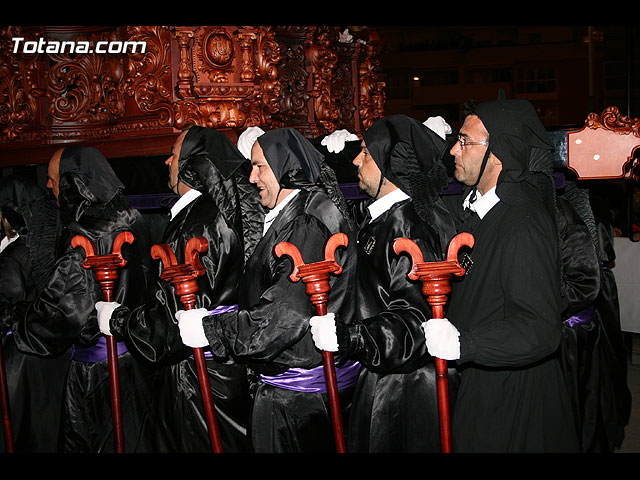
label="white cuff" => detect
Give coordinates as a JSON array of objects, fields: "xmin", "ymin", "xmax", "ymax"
[{"xmin": 175, "ymin": 308, "xmax": 210, "ymax": 348}]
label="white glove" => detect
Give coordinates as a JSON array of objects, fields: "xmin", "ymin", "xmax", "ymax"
[
  {"xmin": 175, "ymin": 308, "xmax": 210, "ymax": 348},
  {"xmin": 237, "ymin": 126, "xmax": 265, "ymax": 160},
  {"xmin": 95, "ymin": 301, "xmax": 120, "ymax": 336},
  {"xmin": 309, "ymin": 312, "xmax": 339, "ymax": 352},
  {"xmin": 423, "ymin": 116, "xmax": 452, "ymax": 140},
  {"xmin": 321, "ymin": 129, "xmax": 359, "ymax": 154},
  {"xmin": 338, "ymin": 28, "xmax": 353, "ymax": 43},
  {"xmin": 422, "ymin": 317, "xmax": 460, "ymax": 360}
]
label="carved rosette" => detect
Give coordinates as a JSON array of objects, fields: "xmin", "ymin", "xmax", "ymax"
[
  {"xmin": 46, "ymin": 29, "xmax": 125, "ymax": 125},
  {"xmin": 0, "ymin": 26, "xmax": 46, "ymax": 141}
]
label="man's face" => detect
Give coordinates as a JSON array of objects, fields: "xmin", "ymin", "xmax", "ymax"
[
  {"xmin": 249, "ymin": 141, "xmax": 282, "ymax": 209},
  {"xmin": 353, "ymin": 141, "xmax": 386, "ymax": 199},
  {"xmin": 166, "ymin": 130, "xmax": 188, "ymax": 195},
  {"xmin": 450, "ymin": 114, "xmax": 493, "ymax": 191},
  {"xmin": 46, "ymin": 149, "xmax": 62, "ymax": 205}
]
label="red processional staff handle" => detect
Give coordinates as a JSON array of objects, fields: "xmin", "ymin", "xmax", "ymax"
[
  {"xmin": 0, "ymin": 336, "xmax": 15, "ymax": 453},
  {"xmin": 273, "ymin": 232, "xmax": 349, "ymax": 454},
  {"xmin": 71, "ymin": 231, "xmax": 134, "ymax": 454},
  {"xmin": 150, "ymin": 237, "xmax": 223, "ymax": 454},
  {"xmin": 393, "ymin": 232, "xmax": 475, "ymax": 454}
]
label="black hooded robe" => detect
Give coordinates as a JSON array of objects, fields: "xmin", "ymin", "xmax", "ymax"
[
  {"xmin": 339, "ymin": 115, "xmax": 459, "ymax": 453},
  {"xmin": 0, "ymin": 176, "xmax": 71, "ymax": 453},
  {"xmin": 444, "ymin": 93, "xmax": 578, "ymax": 452},
  {"xmin": 0, "ymin": 147, "xmax": 157, "ymax": 453},
  {"xmin": 346, "ymin": 200, "xmax": 458, "ymax": 453},
  {"xmin": 203, "ymin": 128, "xmax": 359, "ymax": 453},
  {"xmin": 110, "ymin": 192, "xmax": 253, "ymax": 453},
  {"xmin": 109, "ymin": 126, "xmax": 260, "ymax": 453}
]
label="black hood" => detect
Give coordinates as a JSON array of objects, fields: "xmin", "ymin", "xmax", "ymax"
[
  {"xmin": 258, "ymin": 127, "xmax": 354, "ymax": 229},
  {"xmin": 474, "ymin": 89, "xmax": 554, "ymax": 183},
  {"xmin": 363, "ymin": 114, "xmax": 450, "ymax": 223},
  {"xmin": 0, "ymin": 175, "xmax": 60, "ymax": 292},
  {"xmin": 58, "ymin": 145, "xmax": 128, "ymax": 226},
  {"xmin": 179, "ymin": 126, "xmax": 264, "ymax": 260}
]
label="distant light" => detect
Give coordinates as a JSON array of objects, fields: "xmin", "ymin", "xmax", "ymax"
[{"xmin": 413, "ymin": 76, "xmax": 420, "ymax": 81}]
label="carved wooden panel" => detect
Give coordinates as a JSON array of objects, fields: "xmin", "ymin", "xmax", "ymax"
[
  {"xmin": 567, "ymin": 106, "xmax": 640, "ymax": 180},
  {"xmin": 0, "ymin": 25, "xmax": 385, "ymax": 167}
]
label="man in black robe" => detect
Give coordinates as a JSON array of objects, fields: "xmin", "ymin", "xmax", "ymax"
[
  {"xmin": 0, "ymin": 176, "xmax": 71, "ymax": 452},
  {"xmin": 98, "ymin": 126, "xmax": 263, "ymax": 452},
  {"xmin": 177, "ymin": 127, "xmax": 359, "ymax": 453},
  {"xmin": 0, "ymin": 147, "xmax": 156, "ymax": 452},
  {"xmin": 426, "ymin": 90, "xmax": 579, "ymax": 452},
  {"xmin": 309, "ymin": 115, "xmax": 458, "ymax": 452}
]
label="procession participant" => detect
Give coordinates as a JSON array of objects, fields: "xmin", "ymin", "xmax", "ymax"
[
  {"xmin": 0, "ymin": 146, "xmax": 155, "ymax": 452},
  {"xmin": 309, "ymin": 115, "xmax": 459, "ymax": 452},
  {"xmin": 177, "ymin": 127, "xmax": 359, "ymax": 453},
  {"xmin": 0, "ymin": 175, "xmax": 70, "ymax": 452},
  {"xmin": 98, "ymin": 125, "xmax": 264, "ymax": 452},
  {"xmin": 424, "ymin": 90, "xmax": 579, "ymax": 452},
  {"xmin": 589, "ymin": 185, "xmax": 632, "ymax": 451}
]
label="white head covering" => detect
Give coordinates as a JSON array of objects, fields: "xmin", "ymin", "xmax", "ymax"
[
  {"xmin": 236, "ymin": 126, "xmax": 265, "ymax": 160},
  {"xmin": 423, "ymin": 116, "xmax": 452, "ymax": 140}
]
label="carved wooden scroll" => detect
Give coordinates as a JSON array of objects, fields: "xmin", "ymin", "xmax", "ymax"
[
  {"xmin": 0, "ymin": 25, "xmax": 386, "ymax": 167},
  {"xmin": 567, "ymin": 106, "xmax": 640, "ymax": 180}
]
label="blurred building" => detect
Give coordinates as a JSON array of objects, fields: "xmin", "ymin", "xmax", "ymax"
[{"xmin": 375, "ymin": 25, "xmax": 639, "ymax": 131}]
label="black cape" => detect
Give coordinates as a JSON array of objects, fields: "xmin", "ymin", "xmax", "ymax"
[
  {"xmin": 111, "ymin": 193, "xmax": 253, "ymax": 453},
  {"xmin": 345, "ymin": 198, "xmax": 458, "ymax": 453},
  {"xmin": 204, "ymin": 187, "xmax": 358, "ymax": 452},
  {"xmin": 110, "ymin": 126, "xmax": 257, "ymax": 453},
  {"xmin": 0, "ymin": 176, "xmax": 70, "ymax": 453},
  {"xmin": 444, "ymin": 183, "xmax": 579, "ymax": 452},
  {"xmin": 341, "ymin": 114, "xmax": 459, "ymax": 452},
  {"xmin": 1, "ymin": 147, "xmax": 157, "ymax": 453}
]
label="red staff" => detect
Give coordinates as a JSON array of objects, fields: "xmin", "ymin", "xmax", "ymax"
[
  {"xmin": 150, "ymin": 237, "xmax": 223, "ymax": 453},
  {"xmin": 393, "ymin": 232, "xmax": 474, "ymax": 453},
  {"xmin": 71, "ymin": 231, "xmax": 134, "ymax": 454},
  {"xmin": 274, "ymin": 232, "xmax": 349, "ymax": 453},
  {"xmin": 0, "ymin": 337, "xmax": 14, "ymax": 453}
]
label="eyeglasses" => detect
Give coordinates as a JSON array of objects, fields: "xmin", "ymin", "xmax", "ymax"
[{"xmin": 457, "ymin": 134, "xmax": 489, "ymax": 148}]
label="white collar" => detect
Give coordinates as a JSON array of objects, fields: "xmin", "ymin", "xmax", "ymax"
[
  {"xmin": 462, "ymin": 186, "xmax": 500, "ymax": 219},
  {"xmin": 169, "ymin": 188, "xmax": 202, "ymax": 220},
  {"xmin": 263, "ymin": 189, "xmax": 300, "ymax": 236},
  {"xmin": 0, "ymin": 233, "xmax": 19, "ymax": 254},
  {"xmin": 367, "ymin": 188, "xmax": 410, "ymax": 223}
]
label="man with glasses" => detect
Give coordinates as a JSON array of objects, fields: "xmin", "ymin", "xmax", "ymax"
[{"xmin": 426, "ymin": 91, "xmax": 579, "ymax": 452}]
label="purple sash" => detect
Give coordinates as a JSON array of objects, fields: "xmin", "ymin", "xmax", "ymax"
[
  {"xmin": 260, "ymin": 359, "xmax": 361, "ymax": 393},
  {"xmin": 72, "ymin": 336, "xmax": 128, "ymax": 363},
  {"xmin": 208, "ymin": 304, "xmax": 238, "ymax": 316},
  {"xmin": 563, "ymin": 304, "xmax": 596, "ymax": 327}
]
